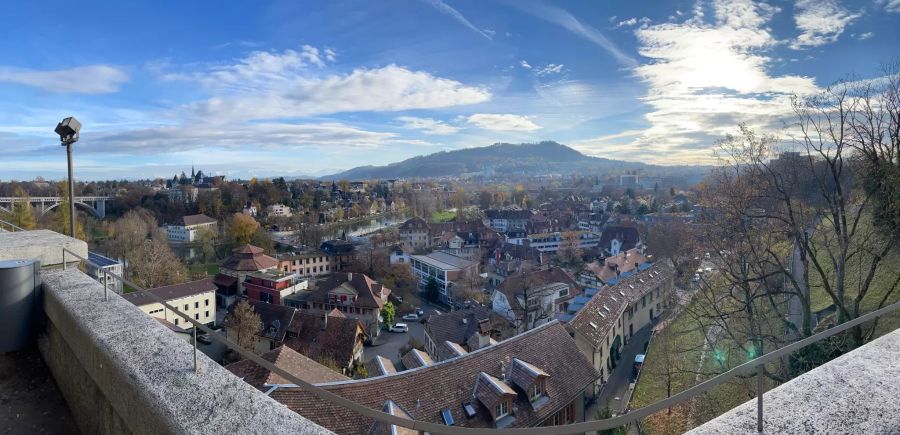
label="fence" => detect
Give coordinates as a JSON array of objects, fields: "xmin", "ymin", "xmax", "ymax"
[{"xmin": 55, "ymin": 245, "xmax": 900, "ymax": 434}]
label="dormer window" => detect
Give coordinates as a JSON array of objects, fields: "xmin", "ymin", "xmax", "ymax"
[
  {"xmin": 495, "ymin": 400, "xmax": 510, "ymax": 419},
  {"xmin": 530, "ymin": 380, "xmax": 544, "ymax": 401}
]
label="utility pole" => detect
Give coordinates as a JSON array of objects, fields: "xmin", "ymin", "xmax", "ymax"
[{"xmin": 55, "ymin": 117, "xmax": 81, "ymax": 238}]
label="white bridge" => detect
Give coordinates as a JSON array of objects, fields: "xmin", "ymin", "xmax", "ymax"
[{"xmin": 0, "ymin": 196, "xmax": 112, "ymax": 219}]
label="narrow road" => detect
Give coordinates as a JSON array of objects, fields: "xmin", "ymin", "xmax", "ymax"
[{"xmin": 587, "ymin": 324, "xmax": 654, "ymax": 419}]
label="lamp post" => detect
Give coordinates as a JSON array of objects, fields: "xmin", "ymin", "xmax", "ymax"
[{"xmin": 55, "ymin": 117, "xmax": 81, "ymax": 238}]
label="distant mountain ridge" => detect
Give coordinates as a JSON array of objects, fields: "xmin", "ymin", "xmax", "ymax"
[{"xmin": 323, "ymin": 141, "xmax": 704, "ymax": 180}]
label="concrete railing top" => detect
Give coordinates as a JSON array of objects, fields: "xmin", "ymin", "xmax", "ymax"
[
  {"xmin": 689, "ymin": 327, "xmax": 900, "ymax": 434},
  {"xmin": 0, "ymin": 229, "xmax": 87, "ymax": 267}
]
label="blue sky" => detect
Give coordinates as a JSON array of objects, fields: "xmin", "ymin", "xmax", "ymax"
[{"xmin": 1, "ymin": 0, "xmax": 898, "ymax": 180}]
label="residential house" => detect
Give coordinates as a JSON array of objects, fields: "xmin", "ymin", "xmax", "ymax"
[
  {"xmin": 214, "ymin": 244, "xmax": 278, "ymax": 308},
  {"xmin": 165, "ymin": 214, "xmax": 217, "ymax": 242},
  {"xmin": 305, "ymin": 272, "xmax": 391, "ymax": 337},
  {"xmin": 279, "ymin": 249, "xmax": 345, "ymax": 279},
  {"xmin": 399, "ymin": 348, "xmax": 433, "ymax": 370},
  {"xmin": 223, "ymin": 300, "xmax": 296, "ymax": 353},
  {"xmin": 576, "ymin": 248, "xmax": 648, "ymax": 289},
  {"xmin": 87, "ymin": 251, "xmax": 124, "ymax": 294},
  {"xmin": 484, "ymin": 209, "xmax": 533, "ymax": 233},
  {"xmin": 388, "ymin": 245, "xmax": 410, "ymax": 265},
  {"xmin": 267, "ymin": 322, "xmax": 599, "ymax": 432},
  {"xmin": 410, "ymin": 251, "xmax": 478, "ymax": 306},
  {"xmin": 423, "ymin": 306, "xmax": 513, "ymax": 362},
  {"xmin": 566, "ymin": 261, "xmax": 675, "ymax": 397},
  {"xmin": 284, "ymin": 310, "xmax": 368, "ymax": 376},
  {"xmin": 598, "ymin": 225, "xmax": 643, "ymax": 256},
  {"xmin": 320, "ymin": 239, "xmax": 356, "ymax": 271},
  {"xmin": 123, "ymin": 278, "xmax": 217, "ymax": 329},
  {"xmin": 513, "ymin": 231, "xmax": 601, "ymax": 253},
  {"xmin": 267, "ymin": 203, "xmax": 293, "ymax": 217},
  {"xmin": 492, "ymin": 267, "xmax": 580, "ymax": 332},
  {"xmin": 398, "ymin": 217, "xmax": 430, "ymax": 251}
]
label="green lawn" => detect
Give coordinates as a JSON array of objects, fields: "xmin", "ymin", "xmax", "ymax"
[
  {"xmin": 430, "ymin": 210, "xmax": 457, "ymax": 222},
  {"xmin": 188, "ymin": 263, "xmax": 219, "ymax": 278}
]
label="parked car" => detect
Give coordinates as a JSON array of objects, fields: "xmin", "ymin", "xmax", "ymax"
[
  {"xmin": 415, "ymin": 308, "xmax": 424, "ymax": 316},
  {"xmin": 402, "ymin": 313, "xmax": 419, "ymax": 321},
  {"xmin": 196, "ymin": 334, "xmax": 213, "ymax": 345},
  {"xmin": 390, "ymin": 323, "xmax": 409, "ymax": 333}
]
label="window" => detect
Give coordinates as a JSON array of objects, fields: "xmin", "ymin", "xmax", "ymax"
[
  {"xmin": 205, "ymin": 299, "xmax": 209, "ymax": 306},
  {"xmin": 194, "ymin": 313, "xmax": 199, "ymax": 320},
  {"xmin": 195, "ymin": 301, "xmax": 199, "ymax": 309},
  {"xmin": 205, "ymin": 311, "xmax": 209, "ymax": 318},
  {"xmin": 495, "ymin": 400, "xmax": 509, "ymax": 419},
  {"xmin": 174, "ymin": 319, "xmax": 179, "ymax": 326},
  {"xmin": 530, "ymin": 381, "xmax": 544, "ymax": 401},
  {"xmin": 558, "ymin": 288, "xmax": 568, "ymax": 298},
  {"xmin": 184, "ymin": 304, "xmax": 189, "ymax": 311}
]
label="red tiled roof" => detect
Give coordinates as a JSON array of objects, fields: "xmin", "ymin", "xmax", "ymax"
[
  {"xmin": 269, "ymin": 322, "xmax": 598, "ymax": 433},
  {"xmin": 225, "ymin": 346, "xmax": 348, "ymax": 391},
  {"xmin": 284, "ymin": 312, "xmax": 367, "ymax": 369},
  {"xmin": 569, "ymin": 261, "xmax": 674, "ymax": 350},
  {"xmin": 219, "ymin": 244, "xmax": 278, "ymax": 271}
]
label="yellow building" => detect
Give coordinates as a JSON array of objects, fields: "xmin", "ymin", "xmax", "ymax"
[
  {"xmin": 123, "ymin": 278, "xmax": 217, "ymax": 329},
  {"xmin": 566, "ymin": 261, "xmax": 675, "ymax": 397}
]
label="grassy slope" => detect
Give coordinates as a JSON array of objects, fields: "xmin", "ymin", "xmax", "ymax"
[{"xmin": 808, "ymin": 216, "xmax": 900, "ymax": 334}]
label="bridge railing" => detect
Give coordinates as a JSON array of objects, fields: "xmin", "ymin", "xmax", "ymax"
[
  {"xmin": 0, "ymin": 219, "xmax": 25, "ymax": 232},
  {"xmin": 59, "ymin": 245, "xmax": 900, "ymax": 434}
]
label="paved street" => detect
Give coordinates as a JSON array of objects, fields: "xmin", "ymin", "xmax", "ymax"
[
  {"xmin": 587, "ymin": 323, "xmax": 654, "ymax": 419},
  {"xmin": 363, "ymin": 319, "xmax": 425, "ymax": 366}
]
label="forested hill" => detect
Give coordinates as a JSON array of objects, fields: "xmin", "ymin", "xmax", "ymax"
[{"xmin": 323, "ymin": 141, "xmax": 695, "ymax": 180}]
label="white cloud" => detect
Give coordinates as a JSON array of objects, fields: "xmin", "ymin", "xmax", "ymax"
[
  {"xmin": 856, "ymin": 32, "xmax": 874, "ymax": 40},
  {"xmin": 166, "ymin": 48, "xmax": 491, "ymax": 122},
  {"xmin": 535, "ymin": 63, "xmax": 565, "ymax": 76},
  {"xmin": 790, "ymin": 0, "xmax": 862, "ymax": 49},
  {"xmin": 421, "ymin": 0, "xmax": 492, "ymax": 40},
  {"xmin": 520, "ymin": 60, "xmax": 532, "ymax": 69},
  {"xmin": 466, "ymin": 114, "xmax": 541, "ymax": 131},
  {"xmin": 0, "ymin": 65, "xmax": 128, "ymax": 94},
  {"xmin": 509, "ymin": 2, "xmax": 637, "ymax": 67},
  {"xmin": 396, "ymin": 116, "xmax": 460, "ymax": 135},
  {"xmin": 610, "ymin": 0, "xmax": 821, "ymax": 163},
  {"xmin": 615, "ymin": 18, "xmax": 638, "ymax": 28},
  {"xmin": 882, "ymin": 0, "xmax": 900, "ymax": 12}
]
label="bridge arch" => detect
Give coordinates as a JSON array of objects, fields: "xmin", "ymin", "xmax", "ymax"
[{"xmin": 42, "ymin": 201, "xmax": 102, "ymax": 219}]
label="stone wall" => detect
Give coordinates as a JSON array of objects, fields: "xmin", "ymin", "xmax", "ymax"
[{"xmin": 1, "ymin": 230, "xmax": 331, "ymax": 435}]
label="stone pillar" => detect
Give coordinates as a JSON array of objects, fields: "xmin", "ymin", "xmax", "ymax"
[{"xmin": 95, "ymin": 199, "xmax": 106, "ymax": 220}]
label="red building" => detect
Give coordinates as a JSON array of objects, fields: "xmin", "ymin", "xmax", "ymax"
[{"xmin": 243, "ymin": 270, "xmax": 307, "ymax": 305}]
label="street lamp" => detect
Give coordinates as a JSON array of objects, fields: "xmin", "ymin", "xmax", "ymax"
[{"xmin": 55, "ymin": 117, "xmax": 81, "ymax": 238}]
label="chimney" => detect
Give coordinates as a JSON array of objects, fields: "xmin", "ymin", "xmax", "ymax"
[{"xmin": 321, "ymin": 313, "xmax": 328, "ymax": 330}]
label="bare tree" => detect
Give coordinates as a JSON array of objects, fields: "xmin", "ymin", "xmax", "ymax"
[
  {"xmin": 127, "ymin": 233, "xmax": 188, "ymax": 288},
  {"xmin": 228, "ymin": 300, "xmax": 261, "ymax": 353}
]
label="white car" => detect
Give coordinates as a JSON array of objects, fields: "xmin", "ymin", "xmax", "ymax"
[
  {"xmin": 402, "ymin": 313, "xmax": 419, "ymax": 321},
  {"xmin": 390, "ymin": 323, "xmax": 409, "ymax": 333}
]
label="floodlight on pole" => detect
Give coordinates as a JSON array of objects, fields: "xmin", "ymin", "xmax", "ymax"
[{"xmin": 55, "ymin": 117, "xmax": 81, "ymax": 238}]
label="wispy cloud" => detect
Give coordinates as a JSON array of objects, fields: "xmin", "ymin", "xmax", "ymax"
[
  {"xmin": 790, "ymin": 0, "xmax": 862, "ymax": 49},
  {"xmin": 881, "ymin": 0, "xmax": 900, "ymax": 13},
  {"xmin": 535, "ymin": 63, "xmax": 565, "ymax": 76},
  {"xmin": 520, "ymin": 60, "xmax": 532, "ymax": 69},
  {"xmin": 509, "ymin": 2, "xmax": 637, "ymax": 67},
  {"xmin": 396, "ymin": 116, "xmax": 460, "ymax": 135},
  {"xmin": 421, "ymin": 0, "xmax": 493, "ymax": 40},
  {"xmin": 467, "ymin": 113, "xmax": 541, "ymax": 131},
  {"xmin": 0, "ymin": 65, "xmax": 128, "ymax": 94}
]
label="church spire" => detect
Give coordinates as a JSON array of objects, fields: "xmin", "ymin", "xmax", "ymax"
[{"xmin": 191, "ymin": 164, "xmax": 195, "ymax": 179}]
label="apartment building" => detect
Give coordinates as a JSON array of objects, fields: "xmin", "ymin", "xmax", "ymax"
[
  {"xmin": 243, "ymin": 270, "xmax": 308, "ymax": 305},
  {"xmin": 165, "ymin": 214, "xmax": 217, "ymax": 242},
  {"xmin": 410, "ymin": 251, "xmax": 477, "ymax": 306},
  {"xmin": 122, "ymin": 278, "xmax": 217, "ymax": 329},
  {"xmin": 566, "ymin": 261, "xmax": 674, "ymax": 397}
]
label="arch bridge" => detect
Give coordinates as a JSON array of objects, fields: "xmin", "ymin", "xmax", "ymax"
[{"xmin": 0, "ymin": 196, "xmax": 112, "ymax": 219}]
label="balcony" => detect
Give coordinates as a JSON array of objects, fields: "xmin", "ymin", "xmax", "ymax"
[{"xmin": 0, "ymin": 229, "xmax": 330, "ymax": 434}]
